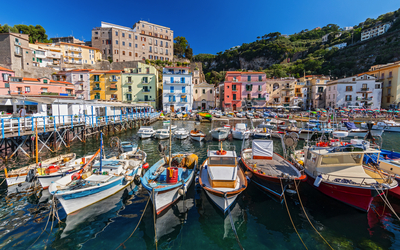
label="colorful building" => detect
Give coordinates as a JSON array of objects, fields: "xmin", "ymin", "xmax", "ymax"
[
  {"xmin": 6, "ymin": 76, "xmax": 75, "ymax": 97},
  {"xmin": 297, "ymin": 75, "xmax": 330, "ymax": 109},
  {"xmin": 0, "ymin": 66, "xmax": 15, "ymax": 95},
  {"xmin": 222, "ymin": 71, "xmax": 267, "ymax": 111},
  {"xmin": 122, "ymin": 62, "xmax": 159, "ymax": 109},
  {"xmin": 89, "ymin": 70, "xmax": 122, "ymax": 101},
  {"xmin": 54, "ymin": 69, "xmax": 93, "ymax": 100},
  {"xmin": 265, "ymin": 77, "xmax": 297, "ymax": 107},
  {"xmin": 162, "ymin": 66, "xmax": 193, "ymax": 112}
]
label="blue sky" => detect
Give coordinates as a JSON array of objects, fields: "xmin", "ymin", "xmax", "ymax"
[{"xmin": 0, "ymin": 0, "xmax": 399, "ymax": 55}]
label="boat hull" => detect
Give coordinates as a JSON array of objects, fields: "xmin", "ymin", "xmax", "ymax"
[
  {"xmin": 155, "ymin": 135, "xmax": 170, "ymax": 140},
  {"xmin": 38, "ymin": 169, "xmax": 80, "ymax": 189},
  {"xmin": 54, "ymin": 176, "xmax": 137, "ymax": 215},
  {"xmin": 252, "ymin": 133, "xmax": 271, "ymax": 139},
  {"xmin": 190, "ymin": 135, "xmax": 205, "ymax": 141},
  {"xmin": 6, "ymin": 175, "xmax": 27, "ymax": 187},
  {"xmin": 175, "ymin": 134, "xmax": 189, "ymax": 140},
  {"xmin": 204, "ymin": 190, "xmax": 238, "ymax": 212},
  {"xmin": 138, "ymin": 133, "xmax": 153, "ymax": 139},
  {"xmin": 211, "ymin": 129, "xmax": 229, "ymax": 141},
  {"xmin": 232, "ymin": 131, "xmax": 249, "ymax": 140},
  {"xmin": 305, "ymin": 172, "xmax": 380, "ymax": 212}
]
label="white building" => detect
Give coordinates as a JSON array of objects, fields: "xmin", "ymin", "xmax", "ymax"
[
  {"xmin": 322, "ymin": 34, "xmax": 329, "ymax": 43},
  {"xmin": 325, "ymin": 74, "xmax": 382, "ymax": 109},
  {"xmin": 344, "ymin": 26, "xmax": 354, "ymax": 31},
  {"xmin": 162, "ymin": 66, "xmax": 193, "ymax": 112},
  {"xmin": 361, "ymin": 23, "xmax": 391, "ymax": 41},
  {"xmin": 327, "ymin": 42, "xmax": 347, "ymax": 50}
]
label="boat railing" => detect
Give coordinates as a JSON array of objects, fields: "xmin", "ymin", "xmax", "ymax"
[
  {"xmin": 313, "ymin": 170, "xmax": 393, "ymax": 186},
  {"xmin": 307, "ymin": 139, "xmax": 381, "ymax": 150},
  {"xmin": 208, "ymin": 145, "xmax": 235, "ymax": 152}
]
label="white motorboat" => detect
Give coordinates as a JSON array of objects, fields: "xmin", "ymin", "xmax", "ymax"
[
  {"xmin": 199, "ymin": 144, "xmax": 247, "ymax": 212},
  {"xmin": 252, "ymin": 125, "xmax": 271, "ymax": 139},
  {"xmin": 174, "ymin": 128, "xmax": 189, "ymax": 140},
  {"xmin": 137, "ymin": 126, "xmax": 156, "ymax": 139},
  {"xmin": 232, "ymin": 123, "xmax": 250, "ymax": 140},
  {"xmin": 50, "ymin": 149, "xmax": 147, "ymax": 215},
  {"xmin": 6, "ymin": 153, "xmax": 76, "ymax": 187},
  {"xmin": 236, "ymin": 113, "xmax": 243, "ymax": 118},
  {"xmin": 154, "ymin": 129, "xmax": 170, "ymax": 139},
  {"xmin": 163, "ymin": 123, "xmax": 177, "ymax": 131},
  {"xmin": 120, "ymin": 141, "xmax": 138, "ymax": 153},
  {"xmin": 340, "ymin": 122, "xmax": 383, "ymax": 137},
  {"xmin": 210, "ymin": 119, "xmax": 230, "ymax": 141},
  {"xmin": 379, "ymin": 120, "xmax": 400, "ymax": 132},
  {"xmin": 190, "ymin": 129, "xmax": 206, "ymax": 141}
]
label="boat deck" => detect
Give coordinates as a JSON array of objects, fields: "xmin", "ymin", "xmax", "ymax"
[{"xmin": 243, "ymin": 153, "xmax": 299, "ymax": 178}]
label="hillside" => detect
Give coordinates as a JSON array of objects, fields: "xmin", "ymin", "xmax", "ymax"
[{"xmin": 193, "ymin": 8, "xmax": 400, "ymax": 84}]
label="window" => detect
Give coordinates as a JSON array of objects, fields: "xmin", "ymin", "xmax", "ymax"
[
  {"xmin": 166, "ymin": 42, "xmax": 168, "ymax": 47},
  {"xmin": 135, "ymin": 44, "xmax": 138, "ymax": 48},
  {"xmin": 160, "ymin": 41, "xmax": 163, "ymax": 46},
  {"xmin": 94, "ymin": 75, "xmax": 99, "ymax": 81},
  {"xmin": 389, "ymin": 81, "xmax": 392, "ymax": 87},
  {"xmin": 170, "ymin": 86, "xmax": 174, "ymax": 93},
  {"xmin": 115, "ymin": 31, "xmax": 118, "ymax": 36},
  {"xmin": 345, "ymin": 95, "xmax": 352, "ymax": 101},
  {"xmin": 389, "ymin": 71, "xmax": 393, "ymax": 78},
  {"xmin": 116, "ymin": 40, "xmax": 118, "ymax": 45},
  {"xmin": 247, "ymin": 76, "xmax": 251, "ymax": 81},
  {"xmin": 210, "ymin": 90, "xmax": 212, "ymax": 94},
  {"xmin": 247, "ymin": 94, "xmax": 251, "ymax": 99},
  {"xmin": 122, "ymin": 33, "xmax": 125, "ymax": 37},
  {"xmin": 375, "ymin": 84, "xmax": 380, "ymax": 89},
  {"xmin": 129, "ymin": 34, "xmax": 131, "ymax": 39},
  {"xmin": 182, "ymin": 86, "xmax": 186, "ymax": 93},
  {"xmin": 42, "ymin": 88, "xmax": 48, "ymax": 93},
  {"xmin": 387, "ymin": 96, "xmax": 391, "ymax": 103},
  {"xmin": 135, "ymin": 35, "xmax": 137, "ymax": 40},
  {"xmin": 173, "ymin": 96, "xmax": 176, "ymax": 102},
  {"xmin": 232, "ymin": 84, "xmax": 236, "ymax": 91},
  {"xmin": 180, "ymin": 77, "xmax": 185, "ymax": 83},
  {"xmin": 149, "ymin": 46, "xmax": 152, "ymax": 52},
  {"xmin": 25, "ymin": 86, "xmax": 30, "ymax": 92},
  {"xmin": 122, "ymin": 41, "xmax": 125, "ymax": 46},
  {"xmin": 258, "ymin": 85, "xmax": 262, "ymax": 91},
  {"xmin": 246, "ymin": 84, "xmax": 253, "ymax": 91},
  {"xmin": 333, "ymin": 94, "xmax": 335, "ymax": 99},
  {"xmin": 195, "ymin": 89, "xmax": 198, "ymax": 94},
  {"xmin": 155, "ymin": 40, "xmax": 158, "ymax": 46},
  {"xmin": 381, "ymin": 73, "xmax": 384, "ymax": 79},
  {"xmin": 388, "ymin": 88, "xmax": 391, "ymax": 95},
  {"xmin": 233, "ymin": 94, "xmax": 236, "ymax": 100},
  {"xmin": 202, "ymin": 89, "xmax": 206, "ymax": 94},
  {"xmin": 318, "ymin": 87, "xmax": 324, "ymax": 93},
  {"xmin": 166, "ymin": 49, "xmax": 168, "ymax": 55},
  {"xmin": 95, "ymin": 93, "xmax": 100, "ymax": 99},
  {"xmin": 258, "ymin": 94, "xmax": 262, "ymax": 98},
  {"xmin": 345, "ymin": 86, "xmax": 352, "ymax": 91},
  {"xmin": 129, "ymin": 52, "xmax": 132, "ymax": 56}
]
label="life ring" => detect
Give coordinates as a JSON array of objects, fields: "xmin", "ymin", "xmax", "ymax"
[{"xmin": 216, "ymin": 150, "xmax": 227, "ymax": 155}]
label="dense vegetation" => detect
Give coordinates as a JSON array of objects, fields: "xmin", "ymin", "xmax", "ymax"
[
  {"xmin": 193, "ymin": 8, "xmax": 400, "ymax": 85},
  {"xmin": 174, "ymin": 36, "xmax": 193, "ymax": 60},
  {"xmin": 0, "ymin": 24, "xmax": 51, "ymax": 43}
]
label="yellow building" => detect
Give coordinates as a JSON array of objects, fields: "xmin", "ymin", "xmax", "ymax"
[
  {"xmin": 364, "ymin": 61, "xmax": 400, "ymax": 109},
  {"xmin": 89, "ymin": 70, "xmax": 122, "ymax": 101},
  {"xmin": 297, "ymin": 75, "xmax": 330, "ymax": 109}
]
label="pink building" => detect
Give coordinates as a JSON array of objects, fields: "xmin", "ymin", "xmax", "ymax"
[
  {"xmin": 240, "ymin": 72, "xmax": 268, "ymax": 109},
  {"xmin": 7, "ymin": 77, "xmax": 75, "ymax": 97},
  {"xmin": 0, "ymin": 66, "xmax": 15, "ymax": 95},
  {"xmin": 54, "ymin": 69, "xmax": 92, "ymax": 100}
]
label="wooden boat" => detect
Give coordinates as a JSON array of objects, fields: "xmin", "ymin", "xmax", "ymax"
[
  {"xmin": 241, "ymin": 140, "xmax": 306, "ymax": 200},
  {"xmin": 49, "ymin": 148, "xmax": 147, "ymax": 215},
  {"xmin": 292, "ymin": 139, "xmax": 398, "ymax": 211},
  {"xmin": 232, "ymin": 123, "xmax": 250, "ymax": 140},
  {"xmin": 141, "ymin": 153, "xmax": 197, "ymax": 214},
  {"xmin": 199, "ymin": 144, "xmax": 247, "ymax": 212},
  {"xmin": 190, "ymin": 129, "xmax": 206, "ymax": 141},
  {"xmin": 6, "ymin": 153, "xmax": 76, "ymax": 187},
  {"xmin": 210, "ymin": 119, "xmax": 230, "ymax": 141},
  {"xmin": 199, "ymin": 112, "xmax": 212, "ymax": 118},
  {"xmin": 174, "ymin": 128, "xmax": 189, "ymax": 140}
]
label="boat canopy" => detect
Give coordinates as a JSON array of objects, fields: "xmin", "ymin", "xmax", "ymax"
[
  {"xmin": 236, "ymin": 123, "xmax": 247, "ymax": 130},
  {"xmin": 344, "ymin": 122, "xmax": 358, "ymax": 130},
  {"xmin": 252, "ymin": 140, "xmax": 273, "ymax": 160}
]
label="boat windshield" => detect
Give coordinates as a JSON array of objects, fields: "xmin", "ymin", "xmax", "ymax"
[
  {"xmin": 209, "ymin": 157, "xmax": 236, "ymax": 166},
  {"xmin": 320, "ymin": 153, "xmax": 363, "ymax": 165}
]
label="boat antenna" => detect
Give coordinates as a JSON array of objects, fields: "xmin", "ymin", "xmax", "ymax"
[
  {"xmin": 99, "ymin": 132, "xmax": 103, "ymax": 173},
  {"xmin": 169, "ymin": 112, "xmax": 172, "ymax": 168}
]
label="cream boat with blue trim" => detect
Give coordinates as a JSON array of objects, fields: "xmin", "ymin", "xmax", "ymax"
[{"xmin": 49, "ymin": 150, "xmax": 147, "ymax": 215}]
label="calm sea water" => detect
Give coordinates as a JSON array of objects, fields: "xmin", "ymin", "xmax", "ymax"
[{"xmin": 1, "ymin": 120, "xmax": 400, "ymax": 250}]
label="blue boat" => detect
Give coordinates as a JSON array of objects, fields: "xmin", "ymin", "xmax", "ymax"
[{"xmin": 141, "ymin": 153, "xmax": 197, "ymax": 215}]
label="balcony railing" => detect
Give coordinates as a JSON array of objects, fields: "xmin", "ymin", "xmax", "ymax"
[
  {"xmin": 93, "ymin": 87, "xmax": 101, "ymax": 91},
  {"xmin": 142, "ymin": 81, "xmax": 149, "ymax": 84},
  {"xmin": 110, "ymin": 79, "xmax": 118, "ymax": 82},
  {"xmin": 110, "ymin": 85, "xmax": 117, "ymax": 90},
  {"xmin": 253, "ymin": 98, "xmax": 266, "ymax": 101},
  {"xmin": 142, "ymin": 89, "xmax": 150, "ymax": 92},
  {"xmin": 360, "ymin": 87, "xmax": 369, "ymax": 91}
]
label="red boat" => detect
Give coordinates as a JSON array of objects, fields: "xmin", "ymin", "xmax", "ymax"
[
  {"xmin": 241, "ymin": 140, "xmax": 306, "ymax": 201},
  {"xmin": 293, "ymin": 140, "xmax": 398, "ymax": 212}
]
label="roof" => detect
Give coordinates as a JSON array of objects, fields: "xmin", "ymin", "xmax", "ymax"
[
  {"xmin": 71, "ymin": 69, "xmax": 94, "ymax": 72},
  {"xmin": 22, "ymin": 77, "xmax": 40, "ymax": 82},
  {"xmin": 58, "ymin": 42, "xmax": 100, "ymax": 51},
  {"xmin": 0, "ymin": 66, "xmax": 14, "ymax": 72},
  {"xmin": 164, "ymin": 66, "xmax": 190, "ymax": 69},
  {"xmin": 106, "ymin": 70, "xmax": 122, "ymax": 73},
  {"xmin": 58, "ymin": 81, "xmax": 73, "ymax": 85}
]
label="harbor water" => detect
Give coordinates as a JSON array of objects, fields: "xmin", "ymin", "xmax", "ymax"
[{"xmin": 1, "ymin": 120, "xmax": 400, "ymax": 249}]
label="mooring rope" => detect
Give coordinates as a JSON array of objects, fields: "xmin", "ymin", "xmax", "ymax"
[
  {"xmin": 373, "ymin": 185, "xmax": 400, "ymax": 221},
  {"xmin": 225, "ymin": 194, "xmax": 244, "ymax": 250},
  {"xmin": 115, "ymin": 191, "xmax": 151, "ymax": 250},
  {"xmin": 294, "ymin": 181, "xmax": 333, "ymax": 250},
  {"xmin": 280, "ymin": 180, "xmax": 308, "ymax": 249}
]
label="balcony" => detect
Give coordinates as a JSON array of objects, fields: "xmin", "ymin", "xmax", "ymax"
[
  {"xmin": 142, "ymin": 89, "xmax": 150, "ymax": 92},
  {"xmin": 163, "ymin": 71, "xmax": 191, "ymax": 75},
  {"xmin": 110, "ymin": 78, "xmax": 118, "ymax": 82},
  {"xmin": 4, "ymin": 83, "xmax": 9, "ymax": 88},
  {"xmin": 69, "ymin": 54, "xmax": 82, "ymax": 58},
  {"xmin": 14, "ymin": 50, "xmax": 22, "ymax": 57},
  {"xmin": 142, "ymin": 81, "xmax": 149, "ymax": 84},
  {"xmin": 110, "ymin": 84, "xmax": 117, "ymax": 90},
  {"xmin": 69, "ymin": 47, "xmax": 82, "ymax": 52},
  {"xmin": 125, "ymin": 80, "xmax": 132, "ymax": 84},
  {"xmin": 93, "ymin": 78, "xmax": 100, "ymax": 82},
  {"xmin": 253, "ymin": 98, "xmax": 266, "ymax": 101},
  {"xmin": 93, "ymin": 87, "xmax": 101, "ymax": 91},
  {"xmin": 356, "ymin": 97, "xmax": 372, "ymax": 101}
]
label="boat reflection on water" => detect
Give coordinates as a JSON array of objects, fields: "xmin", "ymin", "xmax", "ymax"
[
  {"xmin": 197, "ymin": 188, "xmax": 247, "ymax": 247},
  {"xmin": 52, "ymin": 185, "xmax": 139, "ymax": 246},
  {"xmin": 141, "ymin": 183, "xmax": 195, "ymax": 247}
]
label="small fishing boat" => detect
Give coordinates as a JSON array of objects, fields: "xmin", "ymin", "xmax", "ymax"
[
  {"xmin": 241, "ymin": 140, "xmax": 306, "ymax": 200},
  {"xmin": 190, "ymin": 129, "xmax": 206, "ymax": 141},
  {"xmin": 292, "ymin": 139, "xmax": 398, "ymax": 211},
  {"xmin": 271, "ymin": 130, "xmax": 285, "ymax": 138},
  {"xmin": 50, "ymin": 142, "xmax": 147, "ymax": 215},
  {"xmin": 120, "ymin": 141, "xmax": 138, "ymax": 153},
  {"xmin": 163, "ymin": 123, "xmax": 177, "ymax": 131},
  {"xmin": 210, "ymin": 119, "xmax": 231, "ymax": 141},
  {"xmin": 137, "ymin": 126, "xmax": 156, "ymax": 139},
  {"xmin": 232, "ymin": 123, "xmax": 250, "ymax": 140},
  {"xmin": 199, "ymin": 112, "xmax": 212, "ymax": 118},
  {"xmin": 236, "ymin": 112, "xmax": 243, "ymax": 118},
  {"xmin": 154, "ymin": 129, "xmax": 170, "ymax": 140},
  {"xmin": 174, "ymin": 128, "xmax": 189, "ymax": 140},
  {"xmin": 199, "ymin": 144, "xmax": 247, "ymax": 212},
  {"xmin": 6, "ymin": 153, "xmax": 76, "ymax": 187},
  {"xmin": 378, "ymin": 120, "xmax": 400, "ymax": 132},
  {"xmin": 339, "ymin": 122, "xmax": 383, "ymax": 137}
]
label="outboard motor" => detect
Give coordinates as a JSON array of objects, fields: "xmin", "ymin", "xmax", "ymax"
[{"xmin": 25, "ymin": 169, "xmax": 36, "ymax": 182}]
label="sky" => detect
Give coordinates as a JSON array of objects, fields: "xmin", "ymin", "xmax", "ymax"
[{"xmin": 0, "ymin": 0, "xmax": 399, "ymax": 55}]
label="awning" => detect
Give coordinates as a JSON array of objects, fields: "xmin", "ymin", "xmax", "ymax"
[{"xmin": 181, "ymin": 95, "xmax": 187, "ymax": 98}]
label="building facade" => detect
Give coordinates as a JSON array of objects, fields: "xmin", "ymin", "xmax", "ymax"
[
  {"xmin": 6, "ymin": 77, "xmax": 75, "ymax": 97},
  {"xmin": 325, "ymin": 74, "xmax": 381, "ymax": 109},
  {"xmin": 92, "ymin": 21, "xmax": 174, "ymax": 62},
  {"xmin": 265, "ymin": 77, "xmax": 297, "ymax": 107},
  {"xmin": 222, "ymin": 72, "xmax": 241, "ymax": 111},
  {"xmin": 50, "ymin": 36, "xmax": 85, "ymax": 45},
  {"xmin": 89, "ymin": 70, "xmax": 122, "ymax": 101},
  {"xmin": 364, "ymin": 61, "xmax": 400, "ymax": 108},
  {"xmin": 162, "ymin": 67, "xmax": 193, "ymax": 112},
  {"xmin": 361, "ymin": 23, "xmax": 391, "ymax": 41},
  {"xmin": 54, "ymin": 69, "xmax": 92, "ymax": 100},
  {"xmin": 122, "ymin": 63, "xmax": 159, "ymax": 109},
  {"xmin": 297, "ymin": 75, "xmax": 330, "ymax": 109},
  {"xmin": 0, "ymin": 66, "xmax": 15, "ymax": 95},
  {"xmin": 193, "ymin": 82, "xmax": 215, "ymax": 110},
  {"xmin": 241, "ymin": 72, "xmax": 268, "ymax": 109}
]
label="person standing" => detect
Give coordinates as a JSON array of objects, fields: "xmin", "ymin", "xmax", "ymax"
[{"xmin": 19, "ymin": 106, "xmax": 27, "ymax": 129}]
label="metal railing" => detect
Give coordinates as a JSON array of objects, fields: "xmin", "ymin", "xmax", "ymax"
[{"xmin": 0, "ymin": 112, "xmax": 161, "ymax": 139}]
